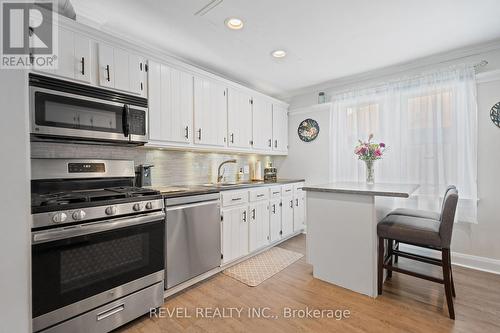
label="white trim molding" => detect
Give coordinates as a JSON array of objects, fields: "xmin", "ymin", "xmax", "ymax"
[
  {"xmin": 400, "ymin": 244, "xmax": 500, "ymax": 275},
  {"xmin": 477, "ymin": 69, "xmax": 500, "ymax": 83}
]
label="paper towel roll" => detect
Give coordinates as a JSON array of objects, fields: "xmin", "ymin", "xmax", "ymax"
[{"xmin": 254, "ymin": 160, "xmax": 262, "ymax": 180}]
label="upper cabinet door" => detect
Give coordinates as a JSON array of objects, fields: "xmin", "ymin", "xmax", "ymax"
[
  {"xmin": 147, "ymin": 61, "xmax": 162, "ymax": 142},
  {"xmin": 129, "ymin": 54, "xmax": 147, "ymax": 97},
  {"xmin": 55, "ymin": 28, "xmax": 75, "ymax": 79},
  {"xmin": 227, "ymin": 88, "xmax": 252, "ymax": 149},
  {"xmin": 194, "ymin": 76, "xmax": 227, "ymax": 147},
  {"xmin": 161, "ymin": 64, "xmax": 194, "ymax": 143},
  {"xmin": 252, "ymin": 97, "xmax": 273, "ymax": 151},
  {"xmin": 73, "ymin": 33, "xmax": 91, "ymax": 83},
  {"xmin": 272, "ymin": 104, "xmax": 288, "ymax": 153},
  {"xmin": 112, "ymin": 47, "xmax": 130, "ymax": 92},
  {"xmin": 98, "ymin": 43, "xmax": 114, "ymax": 88}
]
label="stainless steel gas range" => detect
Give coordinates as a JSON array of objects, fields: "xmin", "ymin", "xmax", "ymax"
[{"xmin": 30, "ymin": 159, "xmax": 165, "ymax": 333}]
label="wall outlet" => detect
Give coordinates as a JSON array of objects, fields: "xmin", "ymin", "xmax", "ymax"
[{"xmin": 243, "ymin": 165, "xmax": 250, "ymax": 174}]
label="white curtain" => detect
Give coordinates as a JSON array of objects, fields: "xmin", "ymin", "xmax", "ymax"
[{"xmin": 331, "ymin": 65, "xmax": 478, "ymax": 223}]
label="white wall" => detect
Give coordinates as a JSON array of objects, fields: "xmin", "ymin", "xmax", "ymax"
[
  {"xmin": 0, "ymin": 71, "xmax": 31, "ymax": 332},
  {"xmin": 284, "ymin": 46, "xmax": 500, "ymax": 267},
  {"xmin": 279, "ymin": 104, "xmax": 332, "ymax": 185}
]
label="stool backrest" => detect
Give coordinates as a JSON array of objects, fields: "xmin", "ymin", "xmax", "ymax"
[{"xmin": 439, "ymin": 187, "xmax": 459, "ymax": 248}]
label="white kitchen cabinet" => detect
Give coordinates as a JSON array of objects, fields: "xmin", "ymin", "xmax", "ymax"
[
  {"xmin": 35, "ymin": 27, "xmax": 91, "ymax": 83},
  {"xmin": 293, "ymin": 191, "xmax": 306, "ymax": 232},
  {"xmin": 148, "ymin": 61, "xmax": 162, "ymax": 141},
  {"xmin": 128, "ymin": 54, "xmax": 147, "ymax": 96},
  {"xmin": 269, "ymin": 198, "xmax": 282, "ymax": 242},
  {"xmin": 281, "ymin": 195, "xmax": 294, "ymax": 237},
  {"xmin": 98, "ymin": 43, "xmax": 115, "ymax": 88},
  {"xmin": 73, "ymin": 33, "xmax": 91, "ymax": 83},
  {"xmin": 252, "ymin": 96, "xmax": 273, "ymax": 151},
  {"xmin": 249, "ymin": 201, "xmax": 270, "ymax": 252},
  {"xmin": 272, "ymin": 104, "xmax": 289, "ymax": 153},
  {"xmin": 222, "ymin": 206, "xmax": 249, "ymax": 263},
  {"xmin": 112, "ymin": 47, "xmax": 130, "ymax": 92},
  {"xmin": 98, "ymin": 43, "xmax": 145, "ymax": 95},
  {"xmin": 194, "ymin": 77, "xmax": 227, "ymax": 147},
  {"xmin": 148, "ymin": 61, "xmax": 193, "ymax": 144},
  {"xmin": 227, "ymin": 88, "xmax": 253, "ymax": 149}
]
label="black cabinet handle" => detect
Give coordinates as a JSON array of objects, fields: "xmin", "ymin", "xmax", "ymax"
[
  {"xmin": 272, "ymin": 204, "xmax": 276, "ymax": 214},
  {"xmin": 296, "ymin": 198, "xmax": 299, "ymax": 206},
  {"xmin": 185, "ymin": 126, "xmax": 189, "ymax": 139},
  {"xmin": 274, "ymin": 140, "xmax": 278, "ymax": 148},
  {"xmin": 257, "ymin": 194, "xmax": 264, "ymax": 198},
  {"xmin": 290, "ymin": 200, "xmax": 293, "ymax": 208},
  {"xmin": 252, "ymin": 209, "xmax": 256, "ymax": 220},
  {"xmin": 197, "ymin": 128, "xmax": 202, "ymax": 141},
  {"xmin": 243, "ymin": 211, "xmax": 247, "ymax": 222},
  {"xmin": 105, "ymin": 65, "xmax": 110, "ymax": 82},
  {"xmin": 122, "ymin": 104, "xmax": 130, "ymax": 137},
  {"xmin": 81, "ymin": 57, "xmax": 85, "ymax": 75},
  {"xmin": 268, "ymin": 139, "xmax": 272, "ymax": 147},
  {"xmin": 231, "ymin": 198, "xmax": 242, "ymax": 202}
]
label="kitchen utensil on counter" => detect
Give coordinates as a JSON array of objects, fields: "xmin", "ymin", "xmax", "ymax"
[{"xmin": 136, "ymin": 164, "xmax": 154, "ymax": 187}]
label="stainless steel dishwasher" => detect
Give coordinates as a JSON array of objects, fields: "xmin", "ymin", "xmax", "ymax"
[{"xmin": 165, "ymin": 193, "xmax": 221, "ymax": 289}]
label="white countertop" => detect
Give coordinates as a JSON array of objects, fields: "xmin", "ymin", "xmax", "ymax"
[{"xmin": 302, "ymin": 182, "xmax": 419, "ymax": 198}]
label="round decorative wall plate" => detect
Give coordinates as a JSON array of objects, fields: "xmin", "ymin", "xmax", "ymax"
[
  {"xmin": 491, "ymin": 102, "xmax": 500, "ymax": 128},
  {"xmin": 298, "ymin": 118, "xmax": 320, "ymax": 142}
]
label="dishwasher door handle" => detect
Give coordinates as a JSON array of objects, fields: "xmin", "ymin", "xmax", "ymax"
[{"xmin": 166, "ymin": 200, "xmax": 220, "ymax": 212}]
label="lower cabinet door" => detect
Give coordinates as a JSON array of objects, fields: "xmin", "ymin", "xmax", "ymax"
[
  {"xmin": 269, "ymin": 199, "xmax": 282, "ymax": 242},
  {"xmin": 222, "ymin": 206, "xmax": 249, "ymax": 263},
  {"xmin": 293, "ymin": 192, "xmax": 305, "ymax": 232},
  {"xmin": 281, "ymin": 196, "xmax": 294, "ymax": 237},
  {"xmin": 249, "ymin": 201, "xmax": 270, "ymax": 252}
]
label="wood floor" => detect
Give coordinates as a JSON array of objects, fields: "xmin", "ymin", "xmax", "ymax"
[{"xmin": 117, "ymin": 234, "xmax": 500, "ymax": 333}]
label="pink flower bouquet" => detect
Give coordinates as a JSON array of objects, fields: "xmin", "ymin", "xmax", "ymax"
[{"xmin": 354, "ymin": 134, "xmax": 386, "ymax": 162}]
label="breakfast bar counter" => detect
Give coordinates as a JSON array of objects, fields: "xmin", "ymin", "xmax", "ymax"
[{"xmin": 303, "ymin": 182, "xmax": 419, "ymax": 298}]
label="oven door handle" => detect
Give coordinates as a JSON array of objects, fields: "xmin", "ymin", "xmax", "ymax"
[{"xmin": 32, "ymin": 212, "xmax": 165, "ymax": 244}]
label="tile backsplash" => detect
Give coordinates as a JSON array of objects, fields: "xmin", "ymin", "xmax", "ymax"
[{"xmin": 30, "ymin": 142, "xmax": 285, "ymax": 186}]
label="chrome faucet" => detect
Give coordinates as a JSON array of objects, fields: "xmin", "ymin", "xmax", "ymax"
[{"xmin": 217, "ymin": 159, "xmax": 237, "ymax": 183}]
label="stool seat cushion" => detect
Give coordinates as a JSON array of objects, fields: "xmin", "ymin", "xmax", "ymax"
[
  {"xmin": 388, "ymin": 208, "xmax": 440, "ymax": 221},
  {"xmin": 378, "ymin": 214, "xmax": 442, "ymax": 247}
]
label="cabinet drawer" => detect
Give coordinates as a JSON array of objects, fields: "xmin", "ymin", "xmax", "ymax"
[
  {"xmin": 281, "ymin": 184, "xmax": 294, "ymax": 196},
  {"xmin": 249, "ymin": 188, "xmax": 269, "ymax": 201},
  {"xmin": 269, "ymin": 186, "xmax": 282, "ymax": 199},
  {"xmin": 293, "ymin": 182, "xmax": 305, "ymax": 194},
  {"xmin": 221, "ymin": 190, "xmax": 249, "ymax": 207}
]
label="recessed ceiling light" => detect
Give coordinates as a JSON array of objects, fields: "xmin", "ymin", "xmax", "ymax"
[
  {"xmin": 225, "ymin": 17, "xmax": 244, "ymax": 30},
  {"xmin": 271, "ymin": 50, "xmax": 287, "ymax": 58}
]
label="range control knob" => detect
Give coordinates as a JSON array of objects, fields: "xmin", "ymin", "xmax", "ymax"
[
  {"xmin": 72, "ymin": 210, "xmax": 86, "ymax": 220},
  {"xmin": 145, "ymin": 202, "xmax": 153, "ymax": 210},
  {"xmin": 52, "ymin": 212, "xmax": 67, "ymax": 223},
  {"xmin": 105, "ymin": 206, "xmax": 117, "ymax": 215},
  {"xmin": 133, "ymin": 203, "xmax": 143, "ymax": 212}
]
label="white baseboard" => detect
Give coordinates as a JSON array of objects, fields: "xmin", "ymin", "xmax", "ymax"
[{"xmin": 399, "ymin": 244, "xmax": 500, "ymax": 275}]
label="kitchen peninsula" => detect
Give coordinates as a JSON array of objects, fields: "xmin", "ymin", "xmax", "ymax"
[{"xmin": 303, "ymin": 182, "xmax": 419, "ymax": 298}]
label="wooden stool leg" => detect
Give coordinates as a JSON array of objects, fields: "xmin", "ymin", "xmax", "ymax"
[
  {"xmin": 387, "ymin": 239, "xmax": 393, "ymax": 279},
  {"xmin": 442, "ymin": 248, "xmax": 455, "ymax": 319},
  {"xmin": 378, "ymin": 237, "xmax": 384, "ymax": 295},
  {"xmin": 449, "ymin": 250, "xmax": 456, "ymax": 298}
]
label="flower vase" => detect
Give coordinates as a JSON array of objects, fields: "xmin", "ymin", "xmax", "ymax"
[{"xmin": 365, "ymin": 160, "xmax": 375, "ymax": 184}]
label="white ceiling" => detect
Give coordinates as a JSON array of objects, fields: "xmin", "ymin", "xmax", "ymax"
[{"xmin": 72, "ymin": 0, "xmax": 500, "ymax": 99}]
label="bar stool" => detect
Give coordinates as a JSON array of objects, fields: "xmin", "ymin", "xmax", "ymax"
[
  {"xmin": 377, "ymin": 187, "xmax": 459, "ymax": 319},
  {"xmin": 386, "ymin": 185, "xmax": 456, "ymax": 264}
]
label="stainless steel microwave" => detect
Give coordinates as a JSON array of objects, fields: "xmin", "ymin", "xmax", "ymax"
[{"xmin": 29, "ymin": 74, "xmax": 148, "ymax": 144}]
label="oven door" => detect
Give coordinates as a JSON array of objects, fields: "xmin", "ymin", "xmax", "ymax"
[
  {"xmin": 31, "ymin": 212, "xmax": 165, "ymax": 332},
  {"xmin": 30, "ymin": 87, "xmax": 148, "ymax": 143}
]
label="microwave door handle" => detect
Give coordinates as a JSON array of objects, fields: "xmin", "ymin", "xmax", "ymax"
[{"xmin": 122, "ymin": 104, "xmax": 130, "ymax": 137}]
